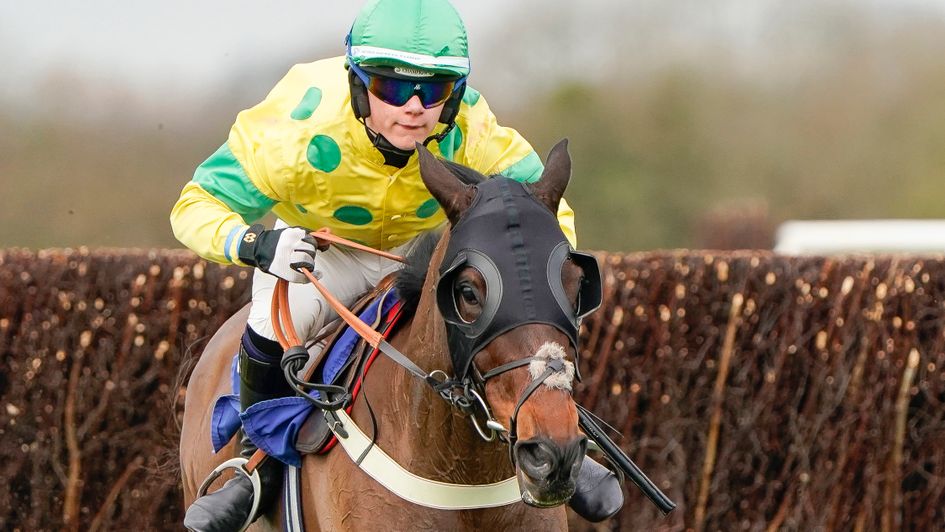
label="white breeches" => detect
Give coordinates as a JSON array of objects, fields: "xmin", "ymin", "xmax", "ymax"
[{"xmin": 247, "ymin": 220, "xmax": 417, "ymax": 344}]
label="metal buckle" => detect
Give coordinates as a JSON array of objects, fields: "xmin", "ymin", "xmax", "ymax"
[
  {"xmin": 324, "ymin": 410, "xmax": 348, "ymax": 439},
  {"xmin": 193, "ymin": 457, "xmax": 262, "ymax": 532},
  {"xmin": 428, "ymin": 369, "xmax": 450, "ymax": 388},
  {"xmin": 428, "ymin": 372, "xmax": 509, "ymax": 442},
  {"xmin": 466, "ymin": 387, "xmax": 507, "ymax": 442},
  {"xmin": 428, "ymin": 370, "xmax": 469, "ymax": 408}
]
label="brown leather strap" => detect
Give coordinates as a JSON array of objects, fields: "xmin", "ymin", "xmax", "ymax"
[
  {"xmin": 309, "ymin": 228, "xmax": 406, "ymax": 263},
  {"xmin": 250, "ymin": 237, "xmax": 404, "ymax": 472}
]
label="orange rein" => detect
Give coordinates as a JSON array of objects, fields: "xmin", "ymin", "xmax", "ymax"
[{"xmin": 243, "ymin": 229, "xmax": 405, "ymax": 473}]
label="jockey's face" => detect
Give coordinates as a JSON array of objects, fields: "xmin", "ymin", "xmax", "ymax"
[{"xmin": 366, "ymin": 91, "xmax": 444, "ymax": 151}]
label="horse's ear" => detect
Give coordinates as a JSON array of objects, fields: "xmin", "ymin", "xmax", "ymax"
[
  {"xmin": 530, "ymin": 138, "xmax": 571, "ymax": 214},
  {"xmin": 417, "ymin": 142, "xmax": 473, "ymax": 224}
]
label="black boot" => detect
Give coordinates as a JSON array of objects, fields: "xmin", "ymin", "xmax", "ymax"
[
  {"xmin": 568, "ymin": 456, "xmax": 624, "ymax": 522},
  {"xmin": 185, "ymin": 338, "xmax": 293, "ymax": 532}
]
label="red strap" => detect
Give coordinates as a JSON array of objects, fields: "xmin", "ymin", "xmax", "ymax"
[
  {"xmin": 250, "ymin": 232, "xmax": 408, "ymax": 470},
  {"xmin": 318, "ymin": 300, "xmax": 406, "ymax": 454}
]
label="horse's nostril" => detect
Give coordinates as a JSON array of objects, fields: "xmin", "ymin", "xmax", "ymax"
[
  {"xmin": 516, "ymin": 440, "xmax": 555, "ymax": 480},
  {"xmin": 516, "ymin": 436, "xmax": 588, "ymax": 484},
  {"xmin": 569, "ymin": 435, "xmax": 589, "ymax": 479}
]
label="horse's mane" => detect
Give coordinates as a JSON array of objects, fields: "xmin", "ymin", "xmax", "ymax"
[
  {"xmin": 394, "ymin": 159, "xmax": 491, "ymax": 317},
  {"xmin": 393, "ymin": 230, "xmax": 441, "ymax": 317},
  {"xmin": 441, "ymin": 159, "xmax": 490, "ymax": 188}
]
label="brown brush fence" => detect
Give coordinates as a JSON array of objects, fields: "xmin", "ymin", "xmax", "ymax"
[{"xmin": 1, "ymin": 248, "xmax": 943, "ymax": 531}]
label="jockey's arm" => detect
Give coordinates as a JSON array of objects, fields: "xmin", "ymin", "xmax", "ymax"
[
  {"xmin": 170, "ymin": 137, "xmax": 283, "ymax": 265},
  {"xmin": 170, "ymin": 70, "xmax": 310, "ymax": 265},
  {"xmin": 170, "ymin": 176, "xmax": 257, "ymax": 265},
  {"xmin": 170, "ymin": 101, "xmax": 287, "ymax": 266}
]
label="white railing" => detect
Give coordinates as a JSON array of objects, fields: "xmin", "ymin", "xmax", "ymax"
[{"xmin": 774, "ymin": 220, "xmax": 945, "ymax": 254}]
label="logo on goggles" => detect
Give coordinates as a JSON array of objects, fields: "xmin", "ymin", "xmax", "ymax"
[{"xmin": 394, "ymin": 67, "xmax": 435, "ymax": 78}]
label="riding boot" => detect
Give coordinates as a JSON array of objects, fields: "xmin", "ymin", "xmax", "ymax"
[
  {"xmin": 568, "ymin": 455, "xmax": 624, "ymax": 522},
  {"xmin": 184, "ymin": 331, "xmax": 293, "ymax": 532}
]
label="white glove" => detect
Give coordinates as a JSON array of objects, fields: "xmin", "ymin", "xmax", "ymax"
[{"xmin": 237, "ymin": 225, "xmax": 319, "ymax": 283}]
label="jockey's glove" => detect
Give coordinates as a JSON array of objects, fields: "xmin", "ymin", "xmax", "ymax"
[{"xmin": 237, "ymin": 224, "xmax": 319, "ymax": 283}]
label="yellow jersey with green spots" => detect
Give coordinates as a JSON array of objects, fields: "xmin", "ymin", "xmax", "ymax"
[{"xmin": 170, "ymin": 56, "xmax": 576, "ymax": 265}]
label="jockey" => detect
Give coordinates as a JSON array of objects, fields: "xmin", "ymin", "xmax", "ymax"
[{"xmin": 171, "ymin": 0, "xmax": 622, "ymax": 529}]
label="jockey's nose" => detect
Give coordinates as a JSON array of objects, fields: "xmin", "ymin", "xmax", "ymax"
[
  {"xmin": 403, "ymin": 94, "xmax": 425, "ymax": 113},
  {"xmin": 515, "ymin": 435, "xmax": 587, "ymax": 487}
]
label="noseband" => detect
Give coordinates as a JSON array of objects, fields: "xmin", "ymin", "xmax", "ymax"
[{"xmin": 475, "ymin": 343, "xmax": 577, "ymax": 465}]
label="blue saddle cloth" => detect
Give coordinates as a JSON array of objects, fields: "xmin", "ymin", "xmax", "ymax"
[{"xmin": 209, "ymin": 290, "xmax": 400, "ymax": 467}]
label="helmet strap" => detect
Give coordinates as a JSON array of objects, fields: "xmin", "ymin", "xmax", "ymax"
[
  {"xmin": 422, "ymin": 121, "xmax": 457, "ymax": 147},
  {"xmin": 359, "ymin": 118, "xmax": 412, "ymax": 168},
  {"xmin": 349, "ymin": 66, "xmax": 462, "ymax": 165}
]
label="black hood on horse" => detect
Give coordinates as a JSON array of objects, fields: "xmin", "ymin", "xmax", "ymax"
[{"xmin": 435, "ymin": 177, "xmax": 601, "ymax": 381}]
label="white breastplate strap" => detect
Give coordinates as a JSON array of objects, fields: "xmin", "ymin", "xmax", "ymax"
[{"xmin": 328, "ymin": 409, "xmax": 522, "ymax": 510}]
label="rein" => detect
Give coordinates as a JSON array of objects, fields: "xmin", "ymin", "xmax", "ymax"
[
  {"xmin": 287, "ymin": 232, "xmax": 676, "ymax": 515},
  {"xmin": 265, "ymin": 229, "xmax": 572, "ymax": 464},
  {"xmin": 196, "ymin": 229, "xmax": 556, "ymax": 510},
  {"xmin": 200, "ymin": 228, "xmax": 677, "ymax": 520},
  {"xmin": 284, "ymin": 230, "xmax": 676, "ymax": 515},
  {"xmin": 231, "ymin": 229, "xmax": 415, "ymax": 479}
]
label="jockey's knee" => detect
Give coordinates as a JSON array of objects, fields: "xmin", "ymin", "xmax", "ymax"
[
  {"xmin": 242, "ymin": 325, "xmax": 284, "ymax": 363},
  {"xmin": 246, "ymin": 297, "xmax": 327, "ymax": 349}
]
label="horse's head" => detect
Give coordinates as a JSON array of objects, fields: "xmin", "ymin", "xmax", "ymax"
[{"xmin": 417, "ymin": 141, "xmax": 603, "ymax": 508}]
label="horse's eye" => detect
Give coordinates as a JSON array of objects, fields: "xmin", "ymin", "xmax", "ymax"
[
  {"xmin": 458, "ymin": 284, "xmax": 480, "ymax": 305},
  {"xmin": 453, "ymin": 280, "xmax": 483, "ymax": 324}
]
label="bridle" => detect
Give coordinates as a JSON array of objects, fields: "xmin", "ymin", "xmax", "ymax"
[
  {"xmin": 274, "ymin": 177, "xmax": 603, "ymax": 466},
  {"xmin": 268, "ymin": 228, "xmax": 580, "ymax": 466},
  {"xmin": 196, "ymin": 227, "xmax": 554, "ymax": 528}
]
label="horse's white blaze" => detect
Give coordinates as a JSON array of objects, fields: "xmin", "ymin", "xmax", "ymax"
[{"xmin": 528, "ymin": 342, "xmax": 575, "ymax": 391}]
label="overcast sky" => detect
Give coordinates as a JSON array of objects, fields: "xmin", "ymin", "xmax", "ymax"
[
  {"xmin": 1, "ymin": 0, "xmax": 513, "ymax": 98},
  {"xmin": 3, "ymin": 0, "xmax": 945, "ymax": 107}
]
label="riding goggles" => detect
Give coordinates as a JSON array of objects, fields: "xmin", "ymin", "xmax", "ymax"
[{"xmin": 349, "ymin": 60, "xmax": 466, "ymax": 109}]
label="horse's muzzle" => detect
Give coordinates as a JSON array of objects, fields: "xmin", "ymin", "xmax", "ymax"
[{"xmin": 514, "ymin": 435, "xmax": 587, "ymax": 508}]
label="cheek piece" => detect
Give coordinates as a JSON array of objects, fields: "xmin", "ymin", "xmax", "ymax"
[{"xmin": 435, "ymin": 178, "xmax": 602, "ymax": 382}]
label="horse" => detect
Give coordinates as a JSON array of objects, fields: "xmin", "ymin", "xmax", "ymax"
[{"xmin": 180, "ymin": 140, "xmax": 594, "ymax": 530}]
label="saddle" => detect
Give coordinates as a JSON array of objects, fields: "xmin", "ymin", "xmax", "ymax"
[{"xmin": 294, "ymin": 274, "xmax": 405, "ymax": 455}]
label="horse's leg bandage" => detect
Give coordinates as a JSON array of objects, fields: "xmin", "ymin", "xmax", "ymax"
[{"xmin": 528, "ymin": 343, "xmax": 575, "ymax": 391}]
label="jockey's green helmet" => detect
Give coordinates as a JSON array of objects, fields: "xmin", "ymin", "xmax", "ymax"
[{"xmin": 345, "ymin": 0, "xmax": 470, "ymax": 79}]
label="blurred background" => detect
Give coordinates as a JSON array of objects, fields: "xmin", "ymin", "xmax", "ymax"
[{"xmin": 2, "ymin": 0, "xmax": 945, "ymax": 252}]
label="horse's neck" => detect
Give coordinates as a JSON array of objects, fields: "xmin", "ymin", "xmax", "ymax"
[
  {"xmin": 364, "ymin": 234, "xmax": 512, "ymax": 484},
  {"xmin": 389, "ymin": 308, "xmax": 510, "ymax": 482}
]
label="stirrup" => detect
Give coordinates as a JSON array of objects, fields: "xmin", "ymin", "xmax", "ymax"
[{"xmin": 194, "ymin": 457, "xmax": 263, "ymax": 532}]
